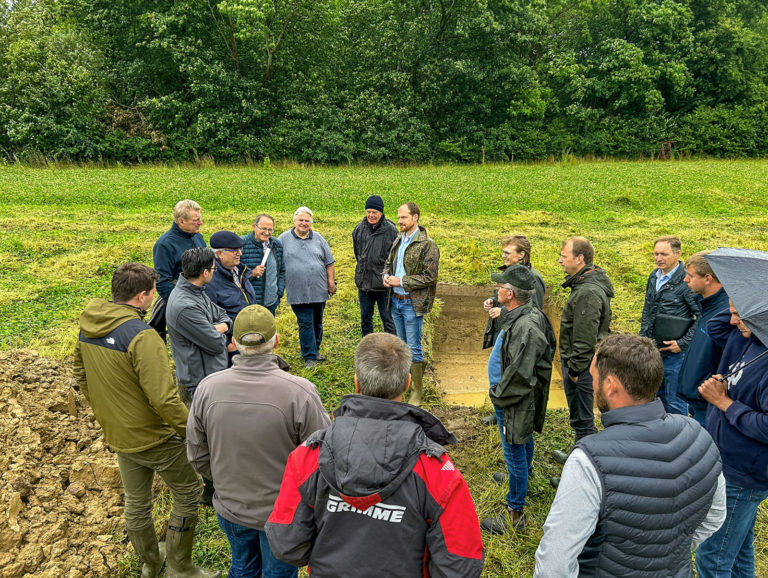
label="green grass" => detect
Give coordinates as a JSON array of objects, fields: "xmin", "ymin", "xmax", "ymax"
[{"xmin": 2, "ymin": 159, "xmax": 767, "ymax": 576}]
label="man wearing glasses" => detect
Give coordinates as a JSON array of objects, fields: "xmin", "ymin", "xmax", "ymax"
[
  {"xmin": 150, "ymin": 199, "xmax": 207, "ymax": 340},
  {"xmin": 241, "ymin": 214, "xmax": 285, "ymax": 316},
  {"xmin": 206, "ymin": 230, "xmax": 256, "ymax": 341},
  {"xmin": 166, "ymin": 247, "xmax": 235, "ymax": 402}
]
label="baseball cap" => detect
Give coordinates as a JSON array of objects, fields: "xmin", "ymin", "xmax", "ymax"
[{"xmin": 233, "ymin": 305, "xmax": 277, "ymax": 345}]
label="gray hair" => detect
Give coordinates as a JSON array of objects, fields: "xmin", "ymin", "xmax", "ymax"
[
  {"xmin": 173, "ymin": 199, "xmax": 201, "ymax": 222},
  {"xmin": 355, "ymin": 333, "xmax": 412, "ymax": 399},
  {"xmin": 293, "ymin": 207, "xmax": 313, "ymax": 222},
  {"xmin": 504, "ymin": 284, "xmax": 534, "ymax": 304},
  {"xmin": 235, "ymin": 335, "xmax": 276, "ymax": 356}
]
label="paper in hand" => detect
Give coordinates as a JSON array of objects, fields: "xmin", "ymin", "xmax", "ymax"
[{"xmin": 260, "ymin": 248, "xmax": 271, "ymax": 267}]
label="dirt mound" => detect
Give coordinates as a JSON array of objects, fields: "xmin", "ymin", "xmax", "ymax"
[{"xmin": 0, "ymin": 350, "xmax": 125, "ymax": 577}]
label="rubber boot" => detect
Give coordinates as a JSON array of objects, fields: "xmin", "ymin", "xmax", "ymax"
[
  {"xmin": 409, "ymin": 362, "xmax": 424, "ymax": 407},
  {"xmin": 126, "ymin": 524, "xmax": 166, "ymax": 578},
  {"xmin": 165, "ymin": 514, "xmax": 221, "ymax": 578}
]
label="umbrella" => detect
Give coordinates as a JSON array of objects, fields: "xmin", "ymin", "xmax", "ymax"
[{"xmin": 705, "ymin": 247, "xmax": 768, "ymax": 347}]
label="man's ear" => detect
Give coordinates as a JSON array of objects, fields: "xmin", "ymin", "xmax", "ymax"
[
  {"xmin": 354, "ymin": 374, "xmax": 360, "ymax": 394},
  {"xmin": 274, "ymin": 333, "xmax": 280, "ymax": 348},
  {"xmin": 404, "ymin": 374, "xmax": 411, "ymax": 393}
]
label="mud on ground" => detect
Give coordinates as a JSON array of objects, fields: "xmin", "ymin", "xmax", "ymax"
[{"xmin": 0, "ymin": 350, "xmax": 126, "ymax": 577}]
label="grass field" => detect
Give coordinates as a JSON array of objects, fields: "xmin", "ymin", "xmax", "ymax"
[{"xmin": 1, "ymin": 159, "xmax": 767, "ymax": 576}]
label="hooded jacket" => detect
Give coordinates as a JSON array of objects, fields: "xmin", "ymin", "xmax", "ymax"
[
  {"xmin": 560, "ymin": 265, "xmax": 615, "ymax": 375},
  {"xmin": 266, "ymin": 395, "xmax": 484, "ymax": 578},
  {"xmin": 73, "ymin": 299, "xmax": 188, "ymax": 453},
  {"xmin": 705, "ymin": 311, "xmax": 768, "ymax": 489},
  {"xmin": 352, "ymin": 216, "xmax": 398, "ymax": 292},
  {"xmin": 383, "ymin": 226, "xmax": 440, "ymax": 315},
  {"xmin": 166, "ymin": 275, "xmax": 230, "ymax": 390}
]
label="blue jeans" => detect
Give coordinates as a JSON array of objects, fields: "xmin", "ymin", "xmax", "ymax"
[
  {"xmin": 266, "ymin": 300, "xmax": 279, "ymax": 316},
  {"xmin": 688, "ymin": 399, "xmax": 709, "ymax": 427},
  {"xmin": 290, "ymin": 302, "xmax": 325, "ymax": 360},
  {"xmin": 390, "ymin": 296, "xmax": 424, "ymax": 362},
  {"xmin": 657, "ymin": 352, "xmax": 688, "ymax": 415},
  {"xmin": 217, "ymin": 514, "xmax": 298, "ymax": 578},
  {"xmin": 359, "ymin": 290, "xmax": 396, "ymax": 337},
  {"xmin": 695, "ymin": 482, "xmax": 768, "ymax": 578},
  {"xmin": 494, "ymin": 406, "xmax": 533, "ymax": 512}
]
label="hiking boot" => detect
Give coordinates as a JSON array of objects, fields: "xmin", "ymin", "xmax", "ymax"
[
  {"xmin": 552, "ymin": 450, "xmax": 569, "ymax": 465},
  {"xmin": 492, "ymin": 472, "xmax": 507, "ymax": 485},
  {"xmin": 481, "ymin": 508, "xmax": 526, "ymax": 535},
  {"xmin": 126, "ymin": 524, "xmax": 165, "ymax": 578},
  {"xmin": 165, "ymin": 514, "xmax": 221, "ymax": 578},
  {"xmin": 305, "ymin": 359, "xmax": 317, "ymax": 369},
  {"xmin": 481, "ymin": 414, "xmax": 498, "ymax": 426},
  {"xmin": 316, "ymin": 355, "xmax": 327, "ymax": 363}
]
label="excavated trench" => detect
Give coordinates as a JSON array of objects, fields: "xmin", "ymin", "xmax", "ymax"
[{"xmin": 432, "ymin": 283, "xmax": 567, "ymax": 409}]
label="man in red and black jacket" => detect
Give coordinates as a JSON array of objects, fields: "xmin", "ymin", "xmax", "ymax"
[{"xmin": 266, "ymin": 333, "xmax": 484, "ymax": 577}]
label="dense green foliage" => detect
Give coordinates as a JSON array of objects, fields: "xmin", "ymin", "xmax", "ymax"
[{"xmin": 1, "ymin": 0, "xmax": 767, "ymax": 162}]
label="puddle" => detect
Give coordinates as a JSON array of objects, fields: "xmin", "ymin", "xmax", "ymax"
[{"xmin": 432, "ymin": 283, "xmax": 567, "ymax": 409}]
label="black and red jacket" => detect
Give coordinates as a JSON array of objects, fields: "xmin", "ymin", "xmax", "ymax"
[{"xmin": 265, "ymin": 394, "xmax": 484, "ymax": 577}]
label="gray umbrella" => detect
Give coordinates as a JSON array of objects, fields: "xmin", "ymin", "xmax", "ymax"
[{"xmin": 705, "ymin": 247, "xmax": 768, "ymax": 346}]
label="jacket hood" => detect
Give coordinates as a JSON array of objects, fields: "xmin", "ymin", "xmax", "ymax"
[
  {"xmin": 79, "ymin": 298, "xmax": 144, "ymax": 339},
  {"xmin": 313, "ymin": 395, "xmax": 456, "ymax": 508},
  {"xmin": 563, "ymin": 265, "xmax": 615, "ymax": 298}
]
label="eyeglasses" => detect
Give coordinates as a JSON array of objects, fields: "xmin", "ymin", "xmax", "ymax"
[
  {"xmin": 256, "ymin": 225, "xmax": 274, "ymax": 234},
  {"xmin": 222, "ymin": 248, "xmax": 243, "ymax": 254},
  {"xmin": 206, "ymin": 266, "xmax": 217, "ymax": 271},
  {"xmin": 502, "ymin": 250, "xmax": 513, "ymax": 257},
  {"xmin": 185, "ymin": 218, "xmax": 203, "ymax": 224}
]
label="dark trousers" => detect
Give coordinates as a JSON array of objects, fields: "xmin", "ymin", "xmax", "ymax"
[
  {"xmin": 562, "ymin": 362, "xmax": 598, "ymax": 440},
  {"xmin": 291, "ymin": 302, "xmax": 325, "ymax": 360},
  {"xmin": 358, "ymin": 290, "xmax": 397, "ymax": 337}
]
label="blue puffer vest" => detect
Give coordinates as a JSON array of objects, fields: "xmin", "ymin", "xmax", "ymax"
[{"xmin": 576, "ymin": 399, "xmax": 721, "ymax": 577}]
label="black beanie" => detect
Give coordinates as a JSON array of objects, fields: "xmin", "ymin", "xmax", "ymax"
[{"xmin": 365, "ymin": 195, "xmax": 385, "ymax": 213}]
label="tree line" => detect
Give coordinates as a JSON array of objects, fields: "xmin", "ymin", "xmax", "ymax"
[{"xmin": 1, "ymin": 0, "xmax": 767, "ymax": 163}]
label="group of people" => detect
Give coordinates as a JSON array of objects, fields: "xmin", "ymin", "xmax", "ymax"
[
  {"xmin": 70, "ymin": 195, "xmax": 768, "ymax": 578},
  {"xmin": 478, "ymin": 233, "xmax": 767, "ymax": 578}
]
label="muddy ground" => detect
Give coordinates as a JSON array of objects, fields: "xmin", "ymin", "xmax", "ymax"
[{"xmin": 0, "ymin": 350, "xmax": 126, "ymax": 577}]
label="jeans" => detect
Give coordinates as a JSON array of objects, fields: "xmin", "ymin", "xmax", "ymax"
[
  {"xmin": 359, "ymin": 290, "xmax": 397, "ymax": 337},
  {"xmin": 657, "ymin": 352, "xmax": 688, "ymax": 415},
  {"xmin": 266, "ymin": 300, "xmax": 279, "ymax": 317},
  {"xmin": 562, "ymin": 362, "xmax": 598, "ymax": 440},
  {"xmin": 688, "ymin": 399, "xmax": 709, "ymax": 427},
  {"xmin": 494, "ymin": 406, "xmax": 533, "ymax": 512},
  {"xmin": 695, "ymin": 482, "xmax": 768, "ymax": 578},
  {"xmin": 117, "ymin": 435, "xmax": 202, "ymax": 530},
  {"xmin": 290, "ymin": 302, "xmax": 325, "ymax": 360},
  {"xmin": 217, "ymin": 515, "xmax": 298, "ymax": 578},
  {"xmin": 390, "ymin": 296, "xmax": 424, "ymax": 362}
]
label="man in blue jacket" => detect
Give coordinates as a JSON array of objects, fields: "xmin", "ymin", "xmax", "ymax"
[
  {"xmin": 677, "ymin": 251, "xmax": 729, "ymax": 426},
  {"xmin": 695, "ymin": 301, "xmax": 768, "ymax": 578},
  {"xmin": 241, "ymin": 214, "xmax": 285, "ymax": 316}
]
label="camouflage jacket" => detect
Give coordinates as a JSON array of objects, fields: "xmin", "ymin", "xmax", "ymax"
[{"xmin": 383, "ymin": 226, "xmax": 440, "ymax": 315}]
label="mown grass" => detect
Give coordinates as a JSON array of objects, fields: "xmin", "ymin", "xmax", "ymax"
[{"xmin": 2, "ymin": 159, "xmax": 767, "ymax": 576}]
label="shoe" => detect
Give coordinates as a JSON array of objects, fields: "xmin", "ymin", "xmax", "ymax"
[
  {"xmin": 492, "ymin": 472, "xmax": 507, "ymax": 485},
  {"xmin": 552, "ymin": 450, "xmax": 569, "ymax": 465},
  {"xmin": 481, "ymin": 508, "xmax": 525, "ymax": 535},
  {"xmin": 550, "ymin": 477, "xmax": 561, "ymax": 489},
  {"xmin": 126, "ymin": 524, "xmax": 166, "ymax": 578},
  {"xmin": 409, "ymin": 362, "xmax": 424, "ymax": 407},
  {"xmin": 316, "ymin": 355, "xmax": 327, "ymax": 363},
  {"xmin": 305, "ymin": 359, "xmax": 317, "ymax": 369},
  {"xmin": 165, "ymin": 514, "xmax": 221, "ymax": 578},
  {"xmin": 481, "ymin": 414, "xmax": 498, "ymax": 426}
]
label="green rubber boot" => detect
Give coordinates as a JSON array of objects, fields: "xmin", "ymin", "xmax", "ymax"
[
  {"xmin": 165, "ymin": 514, "xmax": 221, "ymax": 578},
  {"xmin": 126, "ymin": 524, "xmax": 166, "ymax": 578},
  {"xmin": 409, "ymin": 361, "xmax": 424, "ymax": 407}
]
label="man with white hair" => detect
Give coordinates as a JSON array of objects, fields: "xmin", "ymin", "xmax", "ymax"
[
  {"xmin": 278, "ymin": 207, "xmax": 336, "ymax": 369},
  {"xmin": 187, "ymin": 305, "xmax": 330, "ymax": 577},
  {"xmin": 150, "ymin": 199, "xmax": 207, "ymax": 339}
]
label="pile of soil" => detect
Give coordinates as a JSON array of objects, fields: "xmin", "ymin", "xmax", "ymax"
[{"xmin": 0, "ymin": 350, "xmax": 126, "ymax": 577}]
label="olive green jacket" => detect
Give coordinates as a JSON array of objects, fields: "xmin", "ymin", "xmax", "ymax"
[
  {"xmin": 489, "ymin": 302, "xmax": 556, "ymax": 445},
  {"xmin": 383, "ymin": 225, "xmax": 440, "ymax": 315},
  {"xmin": 73, "ymin": 298, "xmax": 188, "ymax": 453},
  {"xmin": 559, "ymin": 265, "xmax": 615, "ymax": 375}
]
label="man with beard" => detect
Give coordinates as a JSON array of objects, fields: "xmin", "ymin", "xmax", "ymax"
[
  {"xmin": 535, "ymin": 334, "xmax": 725, "ymax": 577},
  {"xmin": 352, "ymin": 195, "xmax": 398, "ymax": 337}
]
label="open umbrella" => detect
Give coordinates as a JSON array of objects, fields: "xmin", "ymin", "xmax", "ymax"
[{"xmin": 705, "ymin": 247, "xmax": 768, "ymax": 347}]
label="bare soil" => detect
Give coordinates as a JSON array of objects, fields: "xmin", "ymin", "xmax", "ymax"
[{"xmin": 0, "ymin": 350, "xmax": 125, "ymax": 577}]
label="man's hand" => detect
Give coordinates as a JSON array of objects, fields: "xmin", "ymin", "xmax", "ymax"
[
  {"xmin": 251, "ymin": 265, "xmax": 266, "ymax": 278},
  {"xmin": 383, "ymin": 274, "xmax": 401, "ymax": 288},
  {"xmin": 214, "ymin": 322, "xmax": 229, "ymax": 334},
  {"xmin": 483, "ymin": 298, "xmax": 494, "ymax": 311},
  {"xmin": 488, "ymin": 307, "xmax": 502, "ymax": 319},
  {"xmin": 660, "ymin": 340, "xmax": 682, "ymax": 354},
  {"xmin": 328, "ymin": 281, "xmax": 337, "ymax": 296},
  {"xmin": 699, "ymin": 375, "xmax": 733, "ymax": 412}
]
